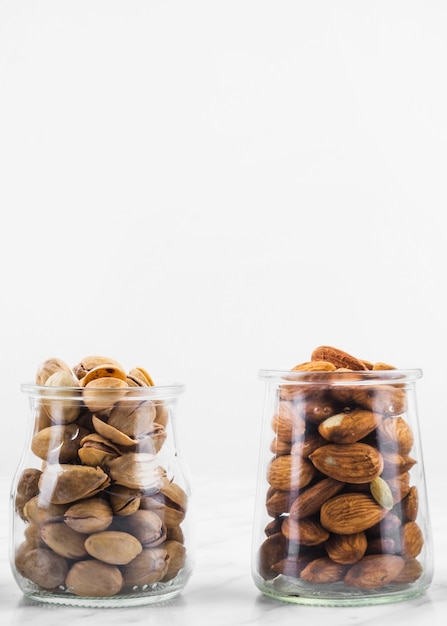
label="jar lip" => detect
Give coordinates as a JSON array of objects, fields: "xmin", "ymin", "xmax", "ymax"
[
  {"xmin": 21, "ymin": 382, "xmax": 185, "ymax": 400},
  {"xmin": 258, "ymin": 368, "xmax": 423, "ymax": 386}
]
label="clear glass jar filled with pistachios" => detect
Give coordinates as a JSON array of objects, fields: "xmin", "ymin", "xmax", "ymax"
[{"xmin": 10, "ymin": 356, "xmax": 194, "ymax": 607}]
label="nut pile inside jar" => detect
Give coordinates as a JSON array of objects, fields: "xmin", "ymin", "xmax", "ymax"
[
  {"xmin": 258, "ymin": 346, "xmax": 425, "ymax": 591},
  {"xmin": 14, "ymin": 356, "xmax": 188, "ymax": 598}
]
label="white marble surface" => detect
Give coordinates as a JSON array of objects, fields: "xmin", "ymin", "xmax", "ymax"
[{"xmin": 1, "ymin": 473, "xmax": 446, "ymax": 626}]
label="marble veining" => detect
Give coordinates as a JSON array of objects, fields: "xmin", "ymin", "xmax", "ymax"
[{"xmin": 1, "ymin": 473, "xmax": 446, "ymax": 626}]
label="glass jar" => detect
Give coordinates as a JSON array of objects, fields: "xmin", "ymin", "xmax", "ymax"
[
  {"xmin": 252, "ymin": 368, "xmax": 433, "ymax": 606},
  {"xmin": 10, "ymin": 382, "xmax": 194, "ymax": 607}
]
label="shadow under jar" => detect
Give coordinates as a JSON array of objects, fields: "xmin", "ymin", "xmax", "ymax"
[
  {"xmin": 10, "ymin": 382, "xmax": 193, "ymax": 607},
  {"xmin": 252, "ymin": 368, "xmax": 433, "ymax": 606}
]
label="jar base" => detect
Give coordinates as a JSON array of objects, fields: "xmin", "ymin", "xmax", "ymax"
[
  {"xmin": 22, "ymin": 586, "xmax": 184, "ymax": 608},
  {"xmin": 256, "ymin": 579, "xmax": 430, "ymax": 607}
]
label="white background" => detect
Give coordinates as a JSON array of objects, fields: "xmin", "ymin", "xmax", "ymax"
[{"xmin": 0, "ymin": 0, "xmax": 446, "ymax": 495}]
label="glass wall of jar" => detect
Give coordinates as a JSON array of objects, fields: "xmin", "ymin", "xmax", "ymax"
[
  {"xmin": 252, "ymin": 368, "xmax": 433, "ymax": 606},
  {"xmin": 10, "ymin": 381, "xmax": 194, "ymax": 607}
]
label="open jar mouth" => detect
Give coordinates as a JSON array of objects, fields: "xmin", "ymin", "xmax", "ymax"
[
  {"xmin": 21, "ymin": 382, "xmax": 185, "ymax": 401},
  {"xmin": 258, "ymin": 368, "xmax": 422, "ymax": 387}
]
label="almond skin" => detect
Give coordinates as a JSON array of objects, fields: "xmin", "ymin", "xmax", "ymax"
[
  {"xmin": 289, "ymin": 477, "xmax": 344, "ymax": 520},
  {"xmin": 267, "ymin": 455, "xmax": 316, "ymax": 491},
  {"xmin": 309, "ymin": 442, "xmax": 384, "ymax": 484},
  {"xmin": 318, "ymin": 409, "xmax": 381, "ymax": 444},
  {"xmin": 344, "ymin": 554, "xmax": 405, "ymax": 589},
  {"xmin": 320, "ymin": 493, "xmax": 388, "ymax": 534}
]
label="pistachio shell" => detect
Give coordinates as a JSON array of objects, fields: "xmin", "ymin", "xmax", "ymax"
[
  {"xmin": 124, "ymin": 509, "xmax": 167, "ymax": 547},
  {"xmin": 31, "ymin": 424, "xmax": 88, "ymax": 463},
  {"xmin": 35, "ymin": 358, "xmax": 73, "ymax": 385},
  {"xmin": 122, "ymin": 548, "xmax": 169, "ymax": 586},
  {"xmin": 66, "ymin": 559, "xmax": 123, "ymax": 597},
  {"xmin": 108, "ymin": 485, "xmax": 141, "ymax": 516},
  {"xmin": 92, "ymin": 415, "xmax": 138, "ymax": 447},
  {"xmin": 108, "ymin": 400, "xmax": 156, "ymax": 437},
  {"xmin": 42, "ymin": 372, "xmax": 82, "ymax": 424},
  {"xmin": 84, "ymin": 530, "xmax": 143, "ymax": 565},
  {"xmin": 78, "ymin": 432, "xmax": 121, "ymax": 466},
  {"xmin": 64, "ymin": 498, "xmax": 113, "ymax": 533},
  {"xmin": 15, "ymin": 468, "xmax": 42, "ymax": 520},
  {"xmin": 15, "ymin": 547, "xmax": 69, "ymax": 590},
  {"xmin": 161, "ymin": 540, "xmax": 187, "ymax": 582},
  {"xmin": 73, "ymin": 355, "xmax": 125, "ymax": 381},
  {"xmin": 82, "ymin": 377, "xmax": 129, "ymax": 413},
  {"xmin": 108, "ymin": 453, "xmax": 167, "ymax": 490},
  {"xmin": 40, "ymin": 522, "xmax": 88, "ymax": 559},
  {"xmin": 38, "ymin": 464, "xmax": 110, "ymax": 505}
]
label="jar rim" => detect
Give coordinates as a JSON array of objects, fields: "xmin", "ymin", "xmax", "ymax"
[
  {"xmin": 258, "ymin": 368, "xmax": 422, "ymax": 386},
  {"xmin": 21, "ymin": 382, "xmax": 185, "ymax": 400}
]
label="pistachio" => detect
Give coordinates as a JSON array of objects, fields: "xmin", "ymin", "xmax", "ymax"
[
  {"xmin": 31, "ymin": 424, "xmax": 88, "ymax": 463},
  {"xmin": 66, "ymin": 559, "xmax": 123, "ymax": 597},
  {"xmin": 73, "ymin": 355, "xmax": 125, "ymax": 381},
  {"xmin": 23, "ymin": 495, "xmax": 66, "ymax": 525},
  {"xmin": 42, "ymin": 371, "xmax": 82, "ymax": 424},
  {"xmin": 127, "ymin": 366, "xmax": 155, "ymax": 387},
  {"xmin": 15, "ymin": 547, "xmax": 68, "ymax": 590},
  {"xmin": 40, "ymin": 522, "xmax": 88, "ymax": 559},
  {"xmin": 108, "ymin": 485, "xmax": 141, "ymax": 516},
  {"xmin": 35, "ymin": 358, "xmax": 73, "ymax": 386},
  {"xmin": 85, "ymin": 530, "xmax": 143, "ymax": 565},
  {"xmin": 161, "ymin": 540, "xmax": 187, "ymax": 581},
  {"xmin": 15, "ymin": 468, "xmax": 42, "ymax": 521},
  {"xmin": 108, "ymin": 453, "xmax": 167, "ymax": 490},
  {"xmin": 124, "ymin": 509, "xmax": 167, "ymax": 547},
  {"xmin": 78, "ymin": 432, "xmax": 121, "ymax": 467},
  {"xmin": 38, "ymin": 464, "xmax": 110, "ymax": 505},
  {"xmin": 140, "ymin": 481, "xmax": 187, "ymax": 528},
  {"xmin": 82, "ymin": 377, "xmax": 129, "ymax": 413},
  {"xmin": 108, "ymin": 399, "xmax": 157, "ymax": 437},
  {"xmin": 64, "ymin": 498, "xmax": 113, "ymax": 533},
  {"xmin": 122, "ymin": 548, "xmax": 169, "ymax": 586}
]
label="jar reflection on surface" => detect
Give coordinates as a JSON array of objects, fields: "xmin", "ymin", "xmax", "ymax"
[{"xmin": 252, "ymin": 368, "xmax": 433, "ymax": 606}]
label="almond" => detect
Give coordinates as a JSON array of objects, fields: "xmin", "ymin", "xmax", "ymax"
[
  {"xmin": 271, "ymin": 401, "xmax": 305, "ymax": 442},
  {"xmin": 377, "ymin": 417, "xmax": 414, "ymax": 455},
  {"xmin": 300, "ymin": 557, "xmax": 348, "ymax": 583},
  {"xmin": 289, "ymin": 477, "xmax": 344, "ymax": 520},
  {"xmin": 392, "ymin": 557, "xmax": 423, "ymax": 583},
  {"xmin": 309, "ymin": 442, "xmax": 383, "ymax": 484},
  {"xmin": 325, "ymin": 532, "xmax": 367, "ymax": 564},
  {"xmin": 344, "ymin": 554, "xmax": 405, "ymax": 589},
  {"xmin": 311, "ymin": 346, "xmax": 369, "ymax": 371},
  {"xmin": 400, "ymin": 521, "xmax": 424, "ymax": 558},
  {"xmin": 282, "ymin": 517, "xmax": 330, "ymax": 546},
  {"xmin": 320, "ymin": 493, "xmax": 388, "ymax": 534},
  {"xmin": 401, "ymin": 486, "xmax": 419, "ymax": 522},
  {"xmin": 267, "ymin": 455, "xmax": 316, "ymax": 491},
  {"xmin": 318, "ymin": 409, "xmax": 381, "ymax": 444},
  {"xmin": 352, "ymin": 385, "xmax": 407, "ymax": 416}
]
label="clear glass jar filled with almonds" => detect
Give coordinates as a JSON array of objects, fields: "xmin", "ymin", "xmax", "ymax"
[
  {"xmin": 10, "ymin": 356, "xmax": 194, "ymax": 607},
  {"xmin": 252, "ymin": 346, "xmax": 433, "ymax": 606}
]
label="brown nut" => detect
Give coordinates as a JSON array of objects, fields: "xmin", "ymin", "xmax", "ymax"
[
  {"xmin": 40, "ymin": 522, "xmax": 88, "ymax": 559},
  {"xmin": 66, "ymin": 559, "xmax": 123, "ymax": 597},
  {"xmin": 300, "ymin": 557, "xmax": 348, "ymax": 583},
  {"xmin": 344, "ymin": 554, "xmax": 405, "ymax": 589},
  {"xmin": 309, "ymin": 442, "xmax": 384, "ymax": 484},
  {"xmin": 320, "ymin": 493, "xmax": 388, "ymax": 534},
  {"xmin": 64, "ymin": 498, "xmax": 114, "ymax": 533},
  {"xmin": 15, "ymin": 547, "xmax": 69, "ymax": 590},
  {"xmin": 84, "ymin": 530, "xmax": 143, "ymax": 565},
  {"xmin": 267, "ymin": 455, "xmax": 316, "ymax": 492},
  {"xmin": 122, "ymin": 548, "xmax": 169, "ymax": 586}
]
